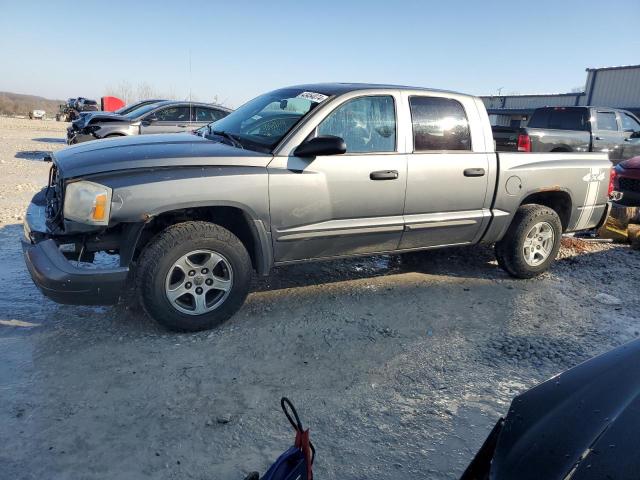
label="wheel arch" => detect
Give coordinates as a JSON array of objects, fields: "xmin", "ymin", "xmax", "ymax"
[
  {"xmin": 131, "ymin": 204, "xmax": 272, "ymax": 275},
  {"xmin": 519, "ymin": 189, "xmax": 572, "ymax": 231},
  {"xmin": 550, "ymin": 145, "xmax": 572, "ymax": 152}
]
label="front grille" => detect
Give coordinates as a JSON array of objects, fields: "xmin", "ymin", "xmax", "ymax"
[
  {"xmin": 45, "ymin": 164, "xmax": 63, "ymax": 226},
  {"xmin": 619, "ymin": 176, "xmax": 640, "ymax": 193}
]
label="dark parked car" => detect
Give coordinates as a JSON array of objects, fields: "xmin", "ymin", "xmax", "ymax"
[
  {"xmin": 74, "ymin": 97, "xmax": 99, "ymax": 113},
  {"xmin": 611, "ymin": 154, "xmax": 640, "ymax": 206},
  {"xmin": 67, "ymin": 100, "xmax": 231, "ymax": 144},
  {"xmin": 494, "ymin": 106, "xmax": 640, "ymax": 164}
]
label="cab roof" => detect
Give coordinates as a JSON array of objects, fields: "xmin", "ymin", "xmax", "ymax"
[{"xmin": 285, "ymin": 82, "xmax": 468, "ymax": 98}]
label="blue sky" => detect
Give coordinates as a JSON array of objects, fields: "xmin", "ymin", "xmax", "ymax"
[{"xmin": 1, "ymin": 0, "xmax": 638, "ymax": 108}]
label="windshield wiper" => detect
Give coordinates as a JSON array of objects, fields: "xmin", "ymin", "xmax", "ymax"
[{"xmin": 211, "ymin": 130, "xmax": 244, "ymax": 149}]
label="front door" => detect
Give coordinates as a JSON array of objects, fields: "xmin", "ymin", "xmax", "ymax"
[
  {"xmin": 400, "ymin": 95, "xmax": 491, "ymax": 249},
  {"xmin": 268, "ymin": 95, "xmax": 407, "ymax": 262}
]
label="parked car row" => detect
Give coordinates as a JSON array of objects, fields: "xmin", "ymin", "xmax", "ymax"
[
  {"xmin": 24, "ymin": 83, "xmax": 612, "ymax": 331},
  {"xmin": 66, "ymin": 100, "xmax": 231, "ymax": 144}
]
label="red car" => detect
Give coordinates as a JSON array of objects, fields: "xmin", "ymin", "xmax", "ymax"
[{"xmin": 612, "ymin": 156, "xmax": 640, "ymax": 206}]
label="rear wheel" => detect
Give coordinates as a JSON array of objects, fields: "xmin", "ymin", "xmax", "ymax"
[
  {"xmin": 136, "ymin": 221, "xmax": 252, "ymax": 331},
  {"xmin": 495, "ymin": 204, "xmax": 562, "ymax": 278}
]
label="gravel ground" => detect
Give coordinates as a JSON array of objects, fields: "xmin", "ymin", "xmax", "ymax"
[{"xmin": 1, "ymin": 116, "xmax": 639, "ymax": 479}]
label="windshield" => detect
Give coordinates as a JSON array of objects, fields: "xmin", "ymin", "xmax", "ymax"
[
  {"xmin": 202, "ymin": 88, "xmax": 329, "ymax": 152},
  {"xmin": 115, "ymin": 101, "xmax": 143, "ymax": 115},
  {"xmin": 124, "ymin": 102, "xmax": 165, "ymax": 119}
]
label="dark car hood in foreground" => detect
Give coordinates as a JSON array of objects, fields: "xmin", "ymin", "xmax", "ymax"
[
  {"xmin": 620, "ymin": 155, "xmax": 640, "ymax": 169},
  {"xmin": 466, "ymin": 339, "xmax": 640, "ymax": 480},
  {"xmin": 54, "ymin": 134, "xmax": 271, "ymax": 178}
]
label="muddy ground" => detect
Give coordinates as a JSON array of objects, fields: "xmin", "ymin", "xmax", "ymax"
[{"xmin": 1, "ymin": 117, "xmax": 639, "ymax": 479}]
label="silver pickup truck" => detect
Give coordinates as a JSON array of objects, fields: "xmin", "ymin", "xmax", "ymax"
[{"xmin": 22, "ymin": 83, "xmax": 612, "ymax": 331}]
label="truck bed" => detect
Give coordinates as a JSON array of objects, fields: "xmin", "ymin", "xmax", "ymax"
[{"xmin": 482, "ymin": 151, "xmax": 611, "ymax": 242}]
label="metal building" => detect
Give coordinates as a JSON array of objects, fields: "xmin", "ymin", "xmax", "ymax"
[{"xmin": 482, "ymin": 64, "xmax": 640, "ymax": 127}]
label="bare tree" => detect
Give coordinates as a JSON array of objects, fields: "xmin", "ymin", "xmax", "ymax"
[
  {"xmin": 105, "ymin": 80, "xmax": 135, "ymax": 104},
  {"xmin": 104, "ymin": 80, "xmax": 223, "ymax": 106}
]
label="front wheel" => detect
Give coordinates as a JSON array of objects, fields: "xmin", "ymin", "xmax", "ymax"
[
  {"xmin": 495, "ymin": 204, "xmax": 562, "ymax": 279},
  {"xmin": 136, "ymin": 221, "xmax": 252, "ymax": 331}
]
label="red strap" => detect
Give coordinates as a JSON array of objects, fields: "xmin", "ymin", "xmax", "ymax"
[{"xmin": 295, "ymin": 429, "xmax": 313, "ymax": 480}]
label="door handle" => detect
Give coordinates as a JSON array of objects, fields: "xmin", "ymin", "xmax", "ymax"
[
  {"xmin": 463, "ymin": 168, "xmax": 486, "ymax": 177},
  {"xmin": 594, "ymin": 136, "xmax": 603, "ymax": 141},
  {"xmin": 177, "ymin": 124, "xmax": 188, "ymax": 128},
  {"xmin": 370, "ymin": 170, "xmax": 398, "ymax": 180}
]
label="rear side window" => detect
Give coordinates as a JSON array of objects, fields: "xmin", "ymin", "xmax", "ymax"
[
  {"xmin": 528, "ymin": 108, "xmax": 588, "ymax": 131},
  {"xmin": 527, "ymin": 109, "xmax": 550, "ymax": 128},
  {"xmin": 195, "ymin": 107, "xmax": 227, "ymax": 122},
  {"xmin": 621, "ymin": 113, "xmax": 640, "ymax": 132},
  {"xmin": 596, "ymin": 112, "xmax": 618, "ymax": 131},
  {"xmin": 155, "ymin": 106, "xmax": 190, "ymax": 122},
  {"xmin": 409, "ymin": 96, "xmax": 471, "ymax": 151},
  {"xmin": 549, "ymin": 110, "xmax": 588, "ymax": 130}
]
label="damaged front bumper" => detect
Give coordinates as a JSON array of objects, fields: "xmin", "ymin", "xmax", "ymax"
[{"xmin": 22, "ymin": 200, "xmax": 129, "ymax": 305}]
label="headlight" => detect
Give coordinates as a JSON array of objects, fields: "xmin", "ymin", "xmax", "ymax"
[
  {"xmin": 63, "ymin": 180, "xmax": 112, "ymax": 225},
  {"xmin": 83, "ymin": 125, "xmax": 101, "ymax": 134}
]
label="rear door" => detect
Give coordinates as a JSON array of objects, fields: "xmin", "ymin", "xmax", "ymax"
[
  {"xmin": 140, "ymin": 104, "xmax": 192, "ymax": 134},
  {"xmin": 592, "ymin": 110, "xmax": 624, "ymax": 161},
  {"xmin": 400, "ymin": 94, "xmax": 492, "ymax": 249}
]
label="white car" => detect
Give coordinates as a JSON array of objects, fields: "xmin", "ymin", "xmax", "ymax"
[{"xmin": 29, "ymin": 110, "xmax": 46, "ymax": 120}]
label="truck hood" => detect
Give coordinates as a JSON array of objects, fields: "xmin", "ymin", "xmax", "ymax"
[
  {"xmin": 485, "ymin": 339, "xmax": 640, "ymax": 479},
  {"xmin": 620, "ymin": 155, "xmax": 640, "ymax": 169},
  {"xmin": 54, "ymin": 133, "xmax": 272, "ymax": 178}
]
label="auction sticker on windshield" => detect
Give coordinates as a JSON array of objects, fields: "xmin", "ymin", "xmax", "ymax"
[{"xmin": 297, "ymin": 91, "xmax": 329, "ymax": 103}]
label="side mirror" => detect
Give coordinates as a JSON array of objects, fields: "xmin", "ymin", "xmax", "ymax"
[
  {"xmin": 294, "ymin": 135, "xmax": 346, "ymax": 158},
  {"xmin": 630, "ymin": 131, "xmax": 640, "ymax": 139},
  {"xmin": 141, "ymin": 116, "xmax": 156, "ymax": 126}
]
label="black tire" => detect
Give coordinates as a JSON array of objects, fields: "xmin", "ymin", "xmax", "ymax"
[
  {"xmin": 495, "ymin": 204, "xmax": 562, "ymax": 279},
  {"xmin": 136, "ymin": 221, "xmax": 252, "ymax": 331}
]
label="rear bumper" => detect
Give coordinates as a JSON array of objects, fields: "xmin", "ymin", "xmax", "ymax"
[{"xmin": 22, "ymin": 201, "xmax": 128, "ymax": 305}]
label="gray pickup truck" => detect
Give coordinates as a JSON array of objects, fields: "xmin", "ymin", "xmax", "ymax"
[
  {"xmin": 494, "ymin": 106, "xmax": 640, "ymax": 164},
  {"xmin": 22, "ymin": 84, "xmax": 612, "ymax": 331}
]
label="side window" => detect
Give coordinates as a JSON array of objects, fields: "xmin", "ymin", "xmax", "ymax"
[
  {"xmin": 548, "ymin": 109, "xmax": 588, "ymax": 131},
  {"xmin": 596, "ymin": 112, "xmax": 618, "ymax": 131},
  {"xmin": 154, "ymin": 106, "xmax": 190, "ymax": 122},
  {"xmin": 195, "ymin": 107, "xmax": 227, "ymax": 122},
  {"xmin": 527, "ymin": 109, "xmax": 551, "ymax": 128},
  {"xmin": 410, "ymin": 96, "xmax": 471, "ymax": 151},
  {"xmin": 316, "ymin": 96, "xmax": 396, "ymax": 153},
  {"xmin": 621, "ymin": 113, "xmax": 640, "ymax": 132}
]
